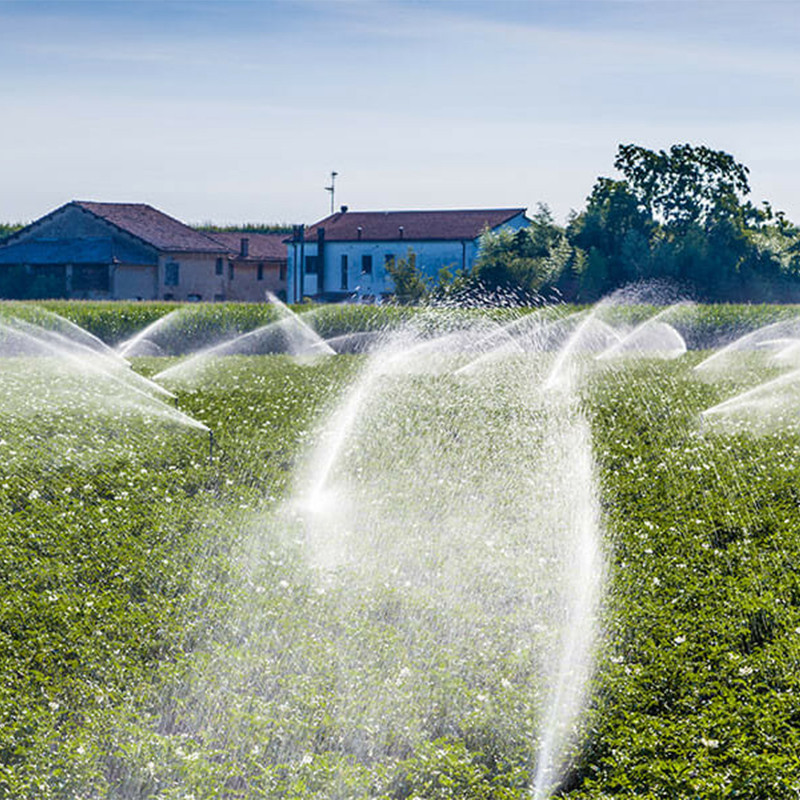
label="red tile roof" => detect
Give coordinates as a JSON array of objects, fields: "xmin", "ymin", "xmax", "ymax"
[
  {"xmin": 74, "ymin": 201, "xmax": 228, "ymax": 253},
  {"xmin": 300, "ymin": 208, "xmax": 527, "ymax": 242},
  {"xmin": 206, "ymin": 232, "xmax": 287, "ymax": 261}
]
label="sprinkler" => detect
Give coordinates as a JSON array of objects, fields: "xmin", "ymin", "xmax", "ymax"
[{"xmin": 209, "ymin": 429, "xmax": 215, "ymax": 462}]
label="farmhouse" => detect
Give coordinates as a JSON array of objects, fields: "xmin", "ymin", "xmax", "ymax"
[
  {"xmin": 0, "ymin": 201, "xmax": 288, "ymax": 302},
  {"xmin": 204, "ymin": 231, "xmax": 288, "ymax": 301},
  {"xmin": 286, "ymin": 207, "xmax": 529, "ymax": 302}
]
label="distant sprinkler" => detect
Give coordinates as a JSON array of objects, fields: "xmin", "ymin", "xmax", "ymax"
[{"xmin": 325, "ymin": 170, "xmax": 338, "ymax": 214}]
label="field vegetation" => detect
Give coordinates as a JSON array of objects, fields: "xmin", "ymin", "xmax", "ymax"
[{"xmin": 2, "ymin": 301, "xmax": 800, "ymax": 798}]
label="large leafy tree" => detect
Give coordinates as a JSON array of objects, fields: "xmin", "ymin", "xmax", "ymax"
[
  {"xmin": 614, "ymin": 143, "xmax": 752, "ymax": 230},
  {"xmin": 573, "ymin": 143, "xmax": 800, "ymax": 301},
  {"xmin": 568, "ymin": 178, "xmax": 657, "ymax": 298}
]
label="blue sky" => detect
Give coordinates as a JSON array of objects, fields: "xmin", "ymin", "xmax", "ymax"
[{"xmin": 1, "ymin": 0, "xmax": 799, "ymax": 226}]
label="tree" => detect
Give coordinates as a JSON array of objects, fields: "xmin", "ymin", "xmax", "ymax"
[
  {"xmin": 385, "ymin": 249, "xmax": 430, "ymax": 305},
  {"xmin": 572, "ymin": 143, "xmax": 800, "ymax": 301},
  {"xmin": 568, "ymin": 179, "xmax": 656, "ymax": 298},
  {"xmin": 614, "ymin": 143, "xmax": 752, "ymax": 230},
  {"xmin": 0, "ymin": 223, "xmax": 24, "ymax": 241},
  {"xmin": 471, "ymin": 204, "xmax": 576, "ymax": 298}
]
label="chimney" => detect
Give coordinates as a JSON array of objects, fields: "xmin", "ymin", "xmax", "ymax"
[
  {"xmin": 240, "ymin": 237, "xmax": 249, "ymax": 257},
  {"xmin": 398, "ymin": 226, "xmax": 404, "ymax": 239},
  {"xmin": 340, "ymin": 205, "xmax": 348, "ymax": 213},
  {"xmin": 357, "ymin": 226, "xmax": 363, "ymax": 240}
]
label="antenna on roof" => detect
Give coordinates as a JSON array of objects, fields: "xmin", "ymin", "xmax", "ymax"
[{"xmin": 325, "ymin": 170, "xmax": 338, "ymax": 214}]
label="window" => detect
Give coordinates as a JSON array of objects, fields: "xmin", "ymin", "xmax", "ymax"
[
  {"xmin": 384, "ymin": 253, "xmax": 395, "ymax": 268},
  {"xmin": 257, "ymin": 263, "xmax": 264, "ymax": 281},
  {"xmin": 361, "ymin": 254, "xmax": 373, "ymax": 275},
  {"xmin": 215, "ymin": 257, "xmax": 223, "ymax": 276},
  {"xmin": 164, "ymin": 261, "xmax": 179, "ymax": 286},
  {"xmin": 228, "ymin": 262, "xmax": 234, "ymax": 280},
  {"xmin": 72, "ymin": 265, "xmax": 109, "ymax": 292},
  {"xmin": 305, "ymin": 255, "xmax": 318, "ymax": 274},
  {"xmin": 279, "ymin": 263, "xmax": 287, "ymax": 281},
  {"xmin": 187, "ymin": 293, "xmax": 202, "ymax": 302},
  {"xmin": 340, "ymin": 255, "xmax": 348, "ymax": 290},
  {"xmin": 163, "ymin": 293, "xmax": 174, "ymax": 301},
  {"xmin": 214, "ymin": 293, "xmax": 225, "ymax": 302}
]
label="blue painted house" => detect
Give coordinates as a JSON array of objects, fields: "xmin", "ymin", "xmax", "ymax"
[{"xmin": 287, "ymin": 207, "xmax": 529, "ymax": 302}]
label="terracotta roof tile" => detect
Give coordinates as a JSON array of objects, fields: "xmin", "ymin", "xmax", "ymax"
[
  {"xmin": 206, "ymin": 232, "xmax": 287, "ymax": 260},
  {"xmin": 300, "ymin": 208, "xmax": 527, "ymax": 242},
  {"xmin": 74, "ymin": 201, "xmax": 228, "ymax": 253}
]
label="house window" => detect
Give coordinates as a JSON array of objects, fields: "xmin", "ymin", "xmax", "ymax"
[
  {"xmin": 164, "ymin": 261, "xmax": 179, "ymax": 286},
  {"xmin": 341, "ymin": 255, "xmax": 348, "ymax": 290},
  {"xmin": 228, "ymin": 262, "xmax": 234, "ymax": 280},
  {"xmin": 214, "ymin": 293, "xmax": 225, "ymax": 302},
  {"xmin": 188, "ymin": 293, "xmax": 202, "ymax": 302},
  {"xmin": 305, "ymin": 255, "xmax": 318, "ymax": 274},
  {"xmin": 163, "ymin": 293, "xmax": 175, "ymax": 301},
  {"xmin": 257, "ymin": 263, "xmax": 264, "ymax": 281},
  {"xmin": 279, "ymin": 263, "xmax": 287, "ymax": 281},
  {"xmin": 361, "ymin": 254, "xmax": 373, "ymax": 275},
  {"xmin": 72, "ymin": 265, "xmax": 109, "ymax": 292},
  {"xmin": 215, "ymin": 257, "xmax": 223, "ymax": 276},
  {"xmin": 384, "ymin": 253, "xmax": 395, "ymax": 268}
]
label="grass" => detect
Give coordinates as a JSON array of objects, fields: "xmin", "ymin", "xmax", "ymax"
[{"xmin": 3, "ymin": 302, "xmax": 800, "ymax": 798}]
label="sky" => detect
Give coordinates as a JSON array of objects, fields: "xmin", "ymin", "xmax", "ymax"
[{"xmin": 1, "ymin": 0, "xmax": 799, "ymax": 227}]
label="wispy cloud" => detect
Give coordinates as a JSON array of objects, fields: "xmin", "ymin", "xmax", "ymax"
[{"xmin": 1, "ymin": 0, "xmax": 799, "ymax": 223}]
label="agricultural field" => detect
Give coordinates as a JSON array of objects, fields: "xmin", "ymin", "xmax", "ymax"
[{"xmin": 2, "ymin": 300, "xmax": 800, "ymax": 799}]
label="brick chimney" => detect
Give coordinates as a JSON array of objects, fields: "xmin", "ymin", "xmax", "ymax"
[{"xmin": 240, "ymin": 237, "xmax": 249, "ymax": 257}]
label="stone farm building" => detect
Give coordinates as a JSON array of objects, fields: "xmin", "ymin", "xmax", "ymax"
[
  {"xmin": 0, "ymin": 201, "xmax": 288, "ymax": 302},
  {"xmin": 287, "ymin": 207, "xmax": 529, "ymax": 302}
]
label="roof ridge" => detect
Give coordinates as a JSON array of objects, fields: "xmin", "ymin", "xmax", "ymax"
[{"xmin": 316, "ymin": 207, "xmax": 524, "ymax": 215}]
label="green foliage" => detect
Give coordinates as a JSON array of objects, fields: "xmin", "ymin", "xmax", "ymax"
[
  {"xmin": 385, "ymin": 249, "xmax": 431, "ymax": 305},
  {"xmin": 571, "ymin": 143, "xmax": 800, "ymax": 301},
  {"xmin": 193, "ymin": 222, "xmax": 294, "ymax": 234},
  {"xmin": 472, "ymin": 205, "xmax": 578, "ymax": 299},
  {"xmin": 574, "ymin": 355, "xmax": 800, "ymax": 799},
  {"xmin": 0, "ymin": 222, "xmax": 25, "ymax": 241},
  {"xmin": 614, "ymin": 142, "xmax": 752, "ymax": 229},
  {"xmin": 6, "ymin": 303, "xmax": 800, "ymax": 797},
  {"xmin": 390, "ymin": 738, "xmax": 528, "ymax": 799}
]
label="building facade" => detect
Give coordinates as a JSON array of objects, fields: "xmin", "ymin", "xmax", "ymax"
[
  {"xmin": 0, "ymin": 201, "xmax": 288, "ymax": 302},
  {"xmin": 205, "ymin": 232, "xmax": 288, "ymax": 301},
  {"xmin": 286, "ymin": 207, "xmax": 529, "ymax": 302}
]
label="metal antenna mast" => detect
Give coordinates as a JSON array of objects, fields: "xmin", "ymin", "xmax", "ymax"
[{"xmin": 325, "ymin": 170, "xmax": 338, "ymax": 214}]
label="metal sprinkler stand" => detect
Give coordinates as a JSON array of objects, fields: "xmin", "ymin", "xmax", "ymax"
[{"xmin": 209, "ymin": 429, "xmax": 215, "ymax": 463}]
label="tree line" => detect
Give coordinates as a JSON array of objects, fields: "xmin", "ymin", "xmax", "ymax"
[
  {"xmin": 4, "ymin": 143, "xmax": 800, "ymax": 304},
  {"xmin": 389, "ymin": 143, "xmax": 800, "ymax": 304}
]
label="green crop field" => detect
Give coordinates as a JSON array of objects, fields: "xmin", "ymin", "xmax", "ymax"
[{"xmin": 3, "ymin": 302, "xmax": 800, "ymax": 799}]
